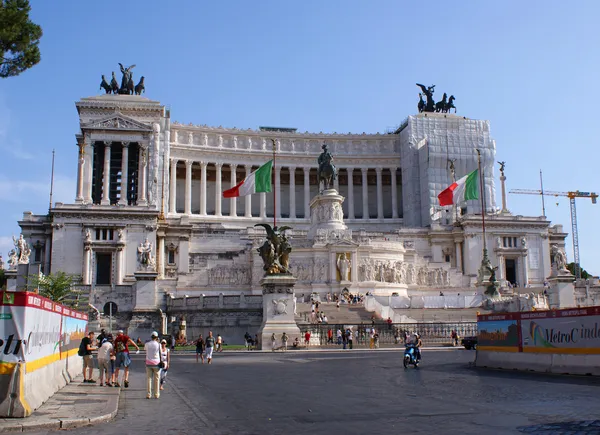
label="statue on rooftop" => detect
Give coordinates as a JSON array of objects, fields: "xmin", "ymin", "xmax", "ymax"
[{"xmin": 118, "ymin": 63, "xmax": 136, "ymax": 94}]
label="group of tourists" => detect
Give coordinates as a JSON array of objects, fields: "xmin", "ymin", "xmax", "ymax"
[
  {"xmin": 194, "ymin": 331, "xmax": 219, "ymax": 363},
  {"xmin": 79, "ymin": 328, "xmax": 171, "ymax": 400}
]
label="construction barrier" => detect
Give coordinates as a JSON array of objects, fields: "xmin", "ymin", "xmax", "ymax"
[
  {"xmin": 476, "ymin": 306, "xmax": 600, "ymax": 376},
  {"xmin": 0, "ymin": 292, "xmax": 88, "ymax": 417}
]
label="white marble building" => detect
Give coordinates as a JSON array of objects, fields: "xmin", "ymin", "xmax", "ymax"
[{"xmin": 17, "ymin": 94, "xmax": 567, "ymax": 320}]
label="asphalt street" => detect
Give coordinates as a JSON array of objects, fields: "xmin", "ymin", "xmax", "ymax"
[{"xmin": 24, "ymin": 348, "xmax": 600, "ymax": 435}]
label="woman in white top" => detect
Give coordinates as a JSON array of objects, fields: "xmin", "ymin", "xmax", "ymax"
[{"xmin": 159, "ymin": 339, "xmax": 170, "ymax": 390}]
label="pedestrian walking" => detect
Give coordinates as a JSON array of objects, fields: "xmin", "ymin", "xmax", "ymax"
[
  {"xmin": 347, "ymin": 329, "xmax": 353, "ymax": 350},
  {"xmin": 114, "ymin": 330, "xmax": 139, "ymax": 388},
  {"xmin": 97, "ymin": 334, "xmax": 114, "ymax": 386},
  {"xmin": 159, "ymin": 339, "xmax": 170, "ymax": 390},
  {"xmin": 271, "ymin": 333, "xmax": 276, "ymax": 351},
  {"xmin": 327, "ymin": 328, "xmax": 333, "ymax": 344},
  {"xmin": 369, "ymin": 329, "xmax": 375, "ymax": 349},
  {"xmin": 216, "ymin": 334, "xmax": 223, "ymax": 352},
  {"xmin": 244, "ymin": 332, "xmax": 252, "ymax": 350},
  {"xmin": 304, "ymin": 330, "xmax": 311, "ymax": 348},
  {"xmin": 195, "ymin": 334, "xmax": 205, "ymax": 363},
  {"xmin": 281, "ymin": 332, "xmax": 288, "ymax": 351},
  {"xmin": 145, "ymin": 332, "xmax": 161, "ymax": 399},
  {"xmin": 205, "ymin": 331, "xmax": 216, "ymax": 364},
  {"xmin": 78, "ymin": 331, "xmax": 96, "ymax": 383},
  {"xmin": 337, "ymin": 328, "xmax": 342, "ymax": 345}
]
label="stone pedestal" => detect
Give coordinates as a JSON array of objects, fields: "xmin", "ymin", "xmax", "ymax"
[
  {"xmin": 258, "ymin": 274, "xmax": 301, "ymax": 351},
  {"xmin": 307, "ymin": 189, "xmax": 347, "ymax": 239},
  {"xmin": 129, "ymin": 271, "xmax": 162, "ymax": 340},
  {"xmin": 547, "ymin": 273, "xmax": 576, "ymax": 309},
  {"xmin": 133, "ymin": 271, "xmax": 158, "ymax": 311},
  {"xmin": 4, "ymin": 269, "xmax": 17, "ymax": 291}
]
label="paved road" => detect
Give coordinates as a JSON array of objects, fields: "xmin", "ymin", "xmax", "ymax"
[{"xmin": 27, "ymin": 349, "xmax": 600, "ymax": 434}]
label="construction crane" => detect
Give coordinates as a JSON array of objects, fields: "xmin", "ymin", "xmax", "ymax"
[{"xmin": 509, "ymin": 188, "xmax": 598, "ymax": 279}]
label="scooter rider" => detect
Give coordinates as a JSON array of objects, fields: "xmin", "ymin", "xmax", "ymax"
[{"xmin": 414, "ymin": 333, "xmax": 423, "ymax": 362}]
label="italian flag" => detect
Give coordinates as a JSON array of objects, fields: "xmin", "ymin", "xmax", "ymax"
[
  {"xmin": 223, "ymin": 160, "xmax": 273, "ymax": 198},
  {"xmin": 437, "ymin": 169, "xmax": 479, "ymax": 206}
]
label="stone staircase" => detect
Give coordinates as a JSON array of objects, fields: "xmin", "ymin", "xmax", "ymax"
[{"xmin": 295, "ymin": 302, "xmax": 377, "ymax": 325}]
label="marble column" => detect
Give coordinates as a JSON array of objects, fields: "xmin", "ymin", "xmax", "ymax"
[
  {"xmin": 138, "ymin": 146, "xmax": 148, "ymax": 205},
  {"xmin": 361, "ymin": 168, "xmax": 369, "ymax": 220},
  {"xmin": 289, "ymin": 166, "xmax": 296, "ymax": 219},
  {"xmin": 351, "ymin": 252, "xmax": 358, "ymax": 282},
  {"xmin": 101, "ymin": 141, "xmax": 111, "ymax": 205},
  {"xmin": 230, "ymin": 164, "xmax": 237, "ymax": 217},
  {"xmin": 376, "ymin": 167, "xmax": 383, "ymax": 219},
  {"xmin": 522, "ymin": 255, "xmax": 529, "ymax": 287},
  {"xmin": 158, "ymin": 236, "xmax": 165, "ymax": 278},
  {"xmin": 259, "ymin": 192, "xmax": 266, "ymax": 218},
  {"xmin": 83, "ymin": 247, "xmax": 91, "ymax": 285},
  {"xmin": 75, "ymin": 144, "xmax": 85, "ymax": 203},
  {"xmin": 169, "ymin": 159, "xmax": 177, "ymax": 213},
  {"xmin": 303, "ymin": 167, "xmax": 310, "ymax": 219},
  {"xmin": 333, "ymin": 169, "xmax": 339, "ymax": 192},
  {"xmin": 391, "ymin": 167, "xmax": 398, "ymax": 219},
  {"xmin": 347, "ymin": 168, "xmax": 355, "ymax": 219},
  {"xmin": 119, "ymin": 142, "xmax": 129, "ymax": 205},
  {"xmin": 116, "ymin": 248, "xmax": 124, "ymax": 285},
  {"xmin": 83, "ymin": 136, "xmax": 93, "ymax": 204},
  {"xmin": 274, "ymin": 165, "xmax": 281, "ymax": 219},
  {"xmin": 200, "ymin": 162, "xmax": 207, "ymax": 216},
  {"xmin": 244, "ymin": 165, "xmax": 252, "ymax": 217},
  {"xmin": 184, "ymin": 160, "xmax": 192, "ymax": 215},
  {"xmin": 455, "ymin": 242, "xmax": 463, "ymax": 273},
  {"xmin": 215, "ymin": 163, "xmax": 222, "ymax": 216}
]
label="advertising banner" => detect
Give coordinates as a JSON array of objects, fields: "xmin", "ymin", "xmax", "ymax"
[
  {"xmin": 478, "ymin": 306, "xmax": 600, "ymax": 355},
  {"xmin": 0, "ymin": 292, "xmax": 88, "ymax": 373}
]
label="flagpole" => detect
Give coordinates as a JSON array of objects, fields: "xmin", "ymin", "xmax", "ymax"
[
  {"xmin": 271, "ymin": 139, "xmax": 277, "ymax": 229},
  {"xmin": 476, "ymin": 149, "xmax": 487, "ymax": 251},
  {"xmin": 49, "ymin": 149, "xmax": 55, "ymax": 214}
]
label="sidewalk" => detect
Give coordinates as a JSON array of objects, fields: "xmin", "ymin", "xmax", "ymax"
[{"xmin": 0, "ymin": 377, "xmax": 120, "ymax": 433}]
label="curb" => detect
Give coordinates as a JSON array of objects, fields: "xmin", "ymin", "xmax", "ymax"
[
  {"xmin": 0, "ymin": 383, "xmax": 120, "ymax": 433},
  {"xmin": 169, "ymin": 346, "xmax": 465, "ymax": 355}
]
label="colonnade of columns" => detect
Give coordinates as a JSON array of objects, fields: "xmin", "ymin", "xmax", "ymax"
[
  {"xmin": 77, "ymin": 141, "xmax": 148, "ymax": 206},
  {"xmin": 169, "ymin": 159, "xmax": 401, "ymax": 220}
]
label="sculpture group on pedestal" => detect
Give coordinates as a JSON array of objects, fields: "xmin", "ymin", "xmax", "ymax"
[
  {"xmin": 416, "ymin": 84, "xmax": 456, "ymax": 113},
  {"xmin": 551, "ymin": 245, "xmax": 570, "ymax": 275},
  {"xmin": 255, "ymin": 224, "xmax": 292, "ymax": 275},
  {"xmin": 99, "ymin": 63, "xmax": 145, "ymax": 95},
  {"xmin": 7, "ymin": 234, "xmax": 31, "ymax": 269},
  {"xmin": 137, "ymin": 238, "xmax": 156, "ymax": 271}
]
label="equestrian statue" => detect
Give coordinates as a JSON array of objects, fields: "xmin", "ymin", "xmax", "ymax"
[
  {"xmin": 317, "ymin": 143, "xmax": 337, "ymax": 191},
  {"xmin": 416, "ymin": 84, "xmax": 457, "ymax": 114},
  {"xmin": 97, "ymin": 63, "xmax": 147, "ymax": 95}
]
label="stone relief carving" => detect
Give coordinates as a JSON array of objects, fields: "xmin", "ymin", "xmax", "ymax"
[
  {"xmin": 290, "ymin": 259, "xmax": 314, "ymax": 282},
  {"xmin": 208, "ymin": 265, "xmax": 251, "ymax": 286},
  {"xmin": 313, "ymin": 259, "xmax": 329, "ymax": 282},
  {"xmin": 403, "ymin": 241, "xmax": 415, "ymax": 249},
  {"xmin": 315, "ymin": 229, "xmax": 352, "ymax": 244},
  {"xmin": 271, "ymin": 298, "xmax": 288, "ymax": 315},
  {"xmin": 357, "ymin": 258, "xmax": 450, "ymax": 286}
]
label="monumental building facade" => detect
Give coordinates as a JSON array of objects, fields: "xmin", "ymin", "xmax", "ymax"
[{"xmin": 15, "ymin": 94, "xmax": 567, "ymax": 332}]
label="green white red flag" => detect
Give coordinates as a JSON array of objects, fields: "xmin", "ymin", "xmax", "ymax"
[
  {"xmin": 223, "ymin": 160, "xmax": 272, "ymax": 198},
  {"xmin": 437, "ymin": 169, "xmax": 479, "ymax": 206}
]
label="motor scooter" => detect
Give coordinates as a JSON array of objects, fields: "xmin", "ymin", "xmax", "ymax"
[{"xmin": 403, "ymin": 343, "xmax": 419, "ymax": 368}]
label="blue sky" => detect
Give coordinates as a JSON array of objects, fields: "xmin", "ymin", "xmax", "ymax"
[{"xmin": 1, "ymin": 1, "xmax": 598, "ymax": 274}]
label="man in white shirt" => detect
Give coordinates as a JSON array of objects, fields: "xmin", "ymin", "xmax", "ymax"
[
  {"xmin": 97, "ymin": 335, "xmax": 114, "ymax": 386},
  {"xmin": 145, "ymin": 332, "xmax": 161, "ymax": 399}
]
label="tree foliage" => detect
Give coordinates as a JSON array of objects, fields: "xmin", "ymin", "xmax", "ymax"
[
  {"xmin": 29, "ymin": 271, "xmax": 82, "ymax": 306},
  {"xmin": 0, "ymin": 0, "xmax": 42, "ymax": 78},
  {"xmin": 566, "ymin": 262, "xmax": 591, "ymax": 280}
]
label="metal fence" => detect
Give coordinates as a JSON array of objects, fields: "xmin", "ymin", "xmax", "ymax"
[{"xmin": 299, "ymin": 322, "xmax": 477, "ymax": 346}]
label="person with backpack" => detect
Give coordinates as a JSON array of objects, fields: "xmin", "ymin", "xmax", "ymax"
[
  {"xmin": 78, "ymin": 332, "xmax": 97, "ymax": 383},
  {"xmin": 113, "ymin": 330, "xmax": 139, "ymax": 388},
  {"xmin": 97, "ymin": 334, "xmax": 114, "ymax": 386}
]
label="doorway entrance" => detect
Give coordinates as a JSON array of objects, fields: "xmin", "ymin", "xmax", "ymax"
[
  {"xmin": 505, "ymin": 258, "xmax": 517, "ymax": 286},
  {"xmin": 96, "ymin": 253, "xmax": 112, "ymax": 285}
]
